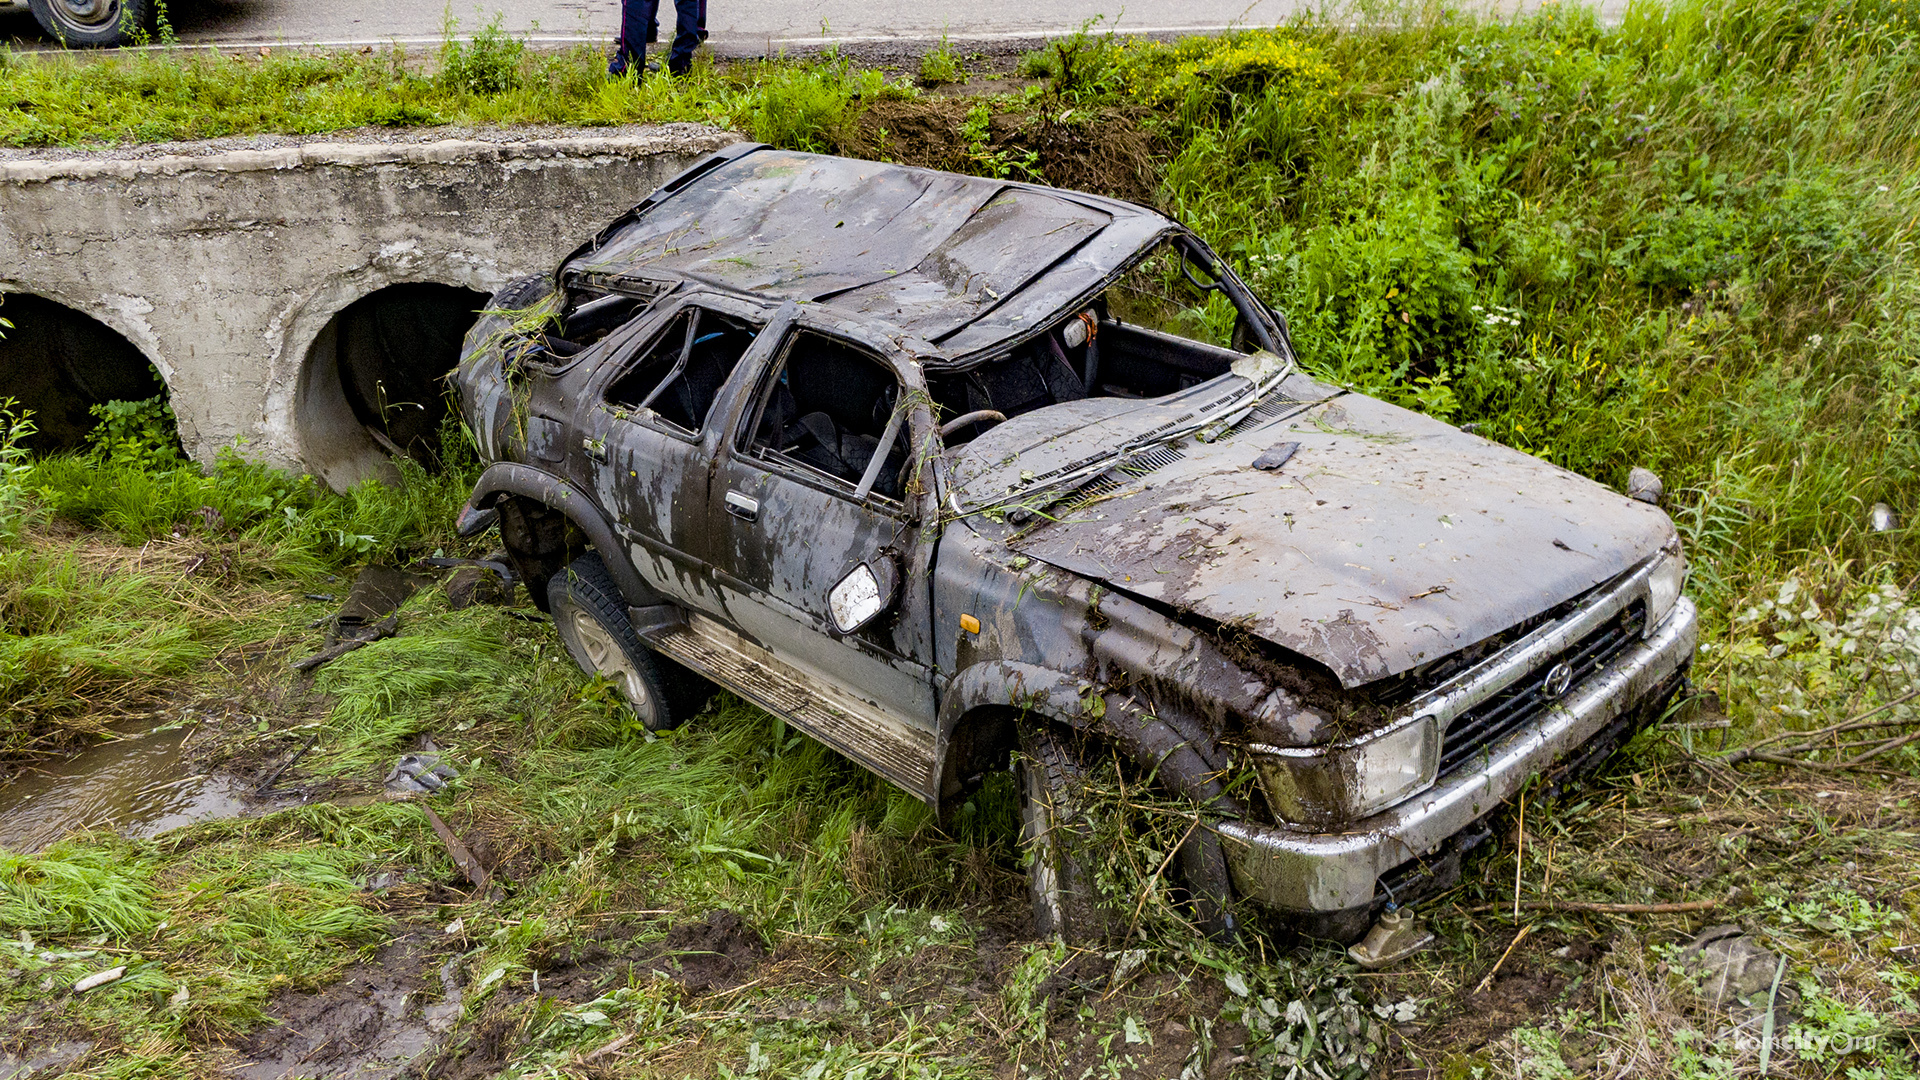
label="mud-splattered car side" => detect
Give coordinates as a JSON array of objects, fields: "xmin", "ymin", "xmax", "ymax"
[{"xmin": 452, "ymin": 143, "xmax": 1696, "ymax": 943}]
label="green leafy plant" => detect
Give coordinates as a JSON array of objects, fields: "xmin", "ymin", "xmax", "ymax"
[
  {"xmin": 0, "ymin": 398, "xmax": 35, "ymax": 544},
  {"xmin": 438, "ymin": 10, "xmax": 525, "ymax": 95},
  {"xmin": 918, "ymin": 35, "xmax": 965, "ymax": 87},
  {"xmin": 87, "ymin": 395, "xmax": 183, "ymax": 470}
]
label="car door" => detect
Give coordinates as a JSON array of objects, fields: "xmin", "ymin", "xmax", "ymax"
[
  {"xmin": 708, "ymin": 320, "xmax": 940, "ymax": 738},
  {"xmin": 578, "ymin": 295, "xmax": 776, "ymax": 616}
]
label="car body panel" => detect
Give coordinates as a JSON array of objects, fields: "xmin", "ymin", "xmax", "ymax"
[
  {"xmin": 558, "ymin": 147, "xmax": 1187, "ymax": 363},
  {"xmin": 951, "ymin": 371, "xmax": 1674, "ymax": 688}
]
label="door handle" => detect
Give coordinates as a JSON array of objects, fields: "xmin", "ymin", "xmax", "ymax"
[
  {"xmin": 583, "ymin": 437, "xmax": 608, "ymax": 465},
  {"xmin": 725, "ymin": 491, "xmax": 759, "ymax": 522}
]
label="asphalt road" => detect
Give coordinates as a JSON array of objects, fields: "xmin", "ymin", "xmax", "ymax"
[{"xmin": 1, "ymin": 0, "xmax": 1336, "ymax": 50}]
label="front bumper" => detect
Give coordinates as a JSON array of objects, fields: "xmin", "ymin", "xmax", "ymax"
[{"xmin": 1217, "ymin": 596, "xmax": 1698, "ymax": 913}]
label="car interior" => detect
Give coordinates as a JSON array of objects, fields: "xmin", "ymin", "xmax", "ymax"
[
  {"xmin": 604, "ymin": 307, "xmax": 762, "ymax": 434},
  {"xmin": 927, "ymin": 239, "xmax": 1255, "ymax": 445},
  {"xmin": 744, "ymin": 332, "xmax": 910, "ymax": 502}
]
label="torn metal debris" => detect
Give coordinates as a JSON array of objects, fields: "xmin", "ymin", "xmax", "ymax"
[{"xmin": 385, "ymin": 752, "xmax": 458, "ymax": 795}]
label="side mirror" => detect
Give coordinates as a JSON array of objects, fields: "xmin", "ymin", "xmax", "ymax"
[{"xmin": 828, "ymin": 555, "xmax": 901, "ymax": 634}]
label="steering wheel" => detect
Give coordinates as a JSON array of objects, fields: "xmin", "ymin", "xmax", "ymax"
[{"xmin": 939, "ymin": 410, "xmax": 1008, "ymax": 442}]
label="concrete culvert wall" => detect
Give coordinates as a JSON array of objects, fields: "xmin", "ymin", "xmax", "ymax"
[
  {"xmin": 0, "ymin": 125, "xmax": 741, "ymax": 483},
  {"xmin": 298, "ymin": 283, "xmax": 491, "ymax": 490},
  {"xmin": 0, "ymin": 292, "xmax": 169, "ymax": 452}
]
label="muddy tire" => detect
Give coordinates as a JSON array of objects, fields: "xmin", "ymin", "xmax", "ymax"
[
  {"xmin": 549, "ymin": 553, "xmax": 693, "ymax": 732},
  {"xmin": 489, "ymin": 273, "xmax": 553, "ymax": 312},
  {"xmin": 1016, "ymin": 723, "xmax": 1116, "ymax": 943},
  {"xmin": 28, "ymin": 0, "xmax": 147, "ymax": 46}
]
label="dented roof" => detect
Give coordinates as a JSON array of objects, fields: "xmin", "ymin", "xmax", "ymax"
[{"xmin": 560, "ymin": 146, "xmax": 1173, "ymax": 359}]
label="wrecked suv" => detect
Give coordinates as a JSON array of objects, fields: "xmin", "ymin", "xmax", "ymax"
[{"xmin": 451, "ymin": 144, "xmax": 1697, "ymax": 943}]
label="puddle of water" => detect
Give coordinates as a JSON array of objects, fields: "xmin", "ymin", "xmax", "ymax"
[{"xmin": 0, "ymin": 723, "xmax": 251, "ymax": 854}]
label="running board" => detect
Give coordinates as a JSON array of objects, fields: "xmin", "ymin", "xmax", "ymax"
[{"xmin": 644, "ymin": 616, "xmax": 938, "ymax": 800}]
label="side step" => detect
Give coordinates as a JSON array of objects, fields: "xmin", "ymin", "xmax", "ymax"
[{"xmin": 645, "ymin": 617, "xmax": 937, "ymax": 799}]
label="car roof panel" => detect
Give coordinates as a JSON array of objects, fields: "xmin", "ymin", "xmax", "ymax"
[{"xmin": 563, "ymin": 148, "xmax": 1168, "ymax": 357}]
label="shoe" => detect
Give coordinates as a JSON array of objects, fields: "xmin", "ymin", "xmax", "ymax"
[{"xmin": 608, "ymin": 54, "xmax": 661, "ymax": 76}]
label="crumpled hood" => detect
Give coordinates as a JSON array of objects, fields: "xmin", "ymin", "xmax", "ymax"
[{"xmin": 951, "ymin": 374, "xmax": 1675, "ymax": 688}]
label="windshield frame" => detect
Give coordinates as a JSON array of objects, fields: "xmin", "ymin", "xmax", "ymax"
[{"xmin": 928, "ymin": 227, "xmax": 1294, "ymax": 374}]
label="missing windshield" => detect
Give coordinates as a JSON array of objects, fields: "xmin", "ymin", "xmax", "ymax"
[{"xmin": 929, "ymin": 237, "xmax": 1268, "ymax": 444}]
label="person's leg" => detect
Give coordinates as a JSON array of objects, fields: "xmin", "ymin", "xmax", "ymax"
[
  {"xmin": 697, "ymin": 0, "xmax": 707, "ymax": 41},
  {"xmin": 611, "ymin": 0, "xmax": 647, "ymax": 74},
  {"xmin": 667, "ymin": 0, "xmax": 700, "ymax": 75},
  {"xmin": 644, "ymin": 0, "xmax": 660, "ymax": 43}
]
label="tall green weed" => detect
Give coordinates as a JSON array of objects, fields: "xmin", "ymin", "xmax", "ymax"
[
  {"xmin": 1073, "ymin": 0, "xmax": 1920, "ymax": 620},
  {"xmin": 0, "ymin": 400, "xmax": 35, "ymax": 544}
]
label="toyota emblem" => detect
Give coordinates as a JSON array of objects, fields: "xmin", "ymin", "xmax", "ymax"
[{"xmin": 1541, "ymin": 662, "xmax": 1575, "ymax": 699}]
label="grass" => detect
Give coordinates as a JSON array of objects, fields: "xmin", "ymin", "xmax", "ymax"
[
  {"xmin": 918, "ymin": 35, "xmax": 967, "ymax": 87},
  {"xmin": 0, "ymin": 29, "xmax": 899, "ymax": 150},
  {"xmin": 0, "ymin": 0, "xmax": 1917, "ymax": 1074}
]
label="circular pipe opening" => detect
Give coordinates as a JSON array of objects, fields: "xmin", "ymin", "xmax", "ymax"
[
  {"xmin": 296, "ymin": 283, "xmax": 491, "ymax": 491},
  {"xmin": 0, "ymin": 292, "xmax": 170, "ymax": 452}
]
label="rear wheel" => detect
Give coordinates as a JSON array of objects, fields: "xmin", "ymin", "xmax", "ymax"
[
  {"xmin": 548, "ymin": 553, "xmax": 709, "ymax": 731},
  {"xmin": 1016, "ymin": 723, "xmax": 1116, "ymax": 943},
  {"xmin": 28, "ymin": 0, "xmax": 147, "ymax": 46}
]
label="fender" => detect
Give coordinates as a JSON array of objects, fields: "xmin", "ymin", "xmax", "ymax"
[
  {"xmin": 936, "ymin": 660, "xmax": 1243, "ymax": 816},
  {"xmin": 937, "ymin": 659, "xmax": 1242, "ymax": 937},
  {"xmin": 462, "ymin": 461, "xmax": 656, "ymax": 606}
]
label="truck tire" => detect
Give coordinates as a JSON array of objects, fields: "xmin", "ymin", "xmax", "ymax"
[
  {"xmin": 489, "ymin": 273, "xmax": 554, "ymax": 313},
  {"xmin": 1016, "ymin": 723, "xmax": 1116, "ymax": 942},
  {"xmin": 28, "ymin": 0, "xmax": 147, "ymax": 47},
  {"xmin": 548, "ymin": 553, "xmax": 708, "ymax": 732}
]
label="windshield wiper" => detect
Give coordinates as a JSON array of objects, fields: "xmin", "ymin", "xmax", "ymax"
[{"xmin": 962, "ymin": 350, "xmax": 1297, "ymax": 521}]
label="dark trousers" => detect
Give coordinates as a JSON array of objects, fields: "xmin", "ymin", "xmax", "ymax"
[{"xmin": 617, "ymin": 0, "xmax": 702, "ymax": 74}]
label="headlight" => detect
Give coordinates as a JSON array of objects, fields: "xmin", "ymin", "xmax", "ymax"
[
  {"xmin": 1249, "ymin": 713, "xmax": 1441, "ymax": 828},
  {"xmin": 1646, "ymin": 538, "xmax": 1687, "ymax": 631}
]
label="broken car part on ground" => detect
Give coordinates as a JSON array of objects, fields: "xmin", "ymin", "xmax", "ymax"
[{"xmin": 450, "ymin": 143, "xmax": 1697, "ymax": 943}]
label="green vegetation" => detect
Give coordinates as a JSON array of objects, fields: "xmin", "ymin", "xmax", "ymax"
[
  {"xmin": 918, "ymin": 35, "xmax": 967, "ymax": 86},
  {"xmin": 0, "ymin": 0, "xmax": 1918, "ymax": 1075}
]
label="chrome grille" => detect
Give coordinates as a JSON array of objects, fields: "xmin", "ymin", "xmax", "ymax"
[{"xmin": 1437, "ymin": 602, "xmax": 1646, "ymax": 777}]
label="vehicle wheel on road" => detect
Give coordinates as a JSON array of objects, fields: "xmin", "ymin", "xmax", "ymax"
[
  {"xmin": 1016, "ymin": 723, "xmax": 1116, "ymax": 943},
  {"xmin": 548, "ymin": 553, "xmax": 704, "ymax": 732},
  {"xmin": 28, "ymin": 0, "xmax": 148, "ymax": 47}
]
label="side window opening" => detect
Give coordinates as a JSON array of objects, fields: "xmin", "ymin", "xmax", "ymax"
[
  {"xmin": 521, "ymin": 292, "xmax": 653, "ymax": 369},
  {"xmin": 563, "ymin": 292, "xmax": 652, "ymax": 346},
  {"xmin": 745, "ymin": 332, "xmax": 909, "ymax": 502},
  {"xmin": 606, "ymin": 308, "xmax": 761, "ymax": 434},
  {"xmin": 1101, "ymin": 238, "xmax": 1241, "ymax": 348}
]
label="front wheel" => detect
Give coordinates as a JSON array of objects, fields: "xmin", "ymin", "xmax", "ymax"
[
  {"xmin": 548, "ymin": 553, "xmax": 705, "ymax": 732},
  {"xmin": 1016, "ymin": 723, "xmax": 1116, "ymax": 943},
  {"xmin": 28, "ymin": 0, "xmax": 148, "ymax": 47}
]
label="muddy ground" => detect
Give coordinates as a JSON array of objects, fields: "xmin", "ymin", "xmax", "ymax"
[{"xmin": 8, "ymin": 567, "xmax": 1914, "ymax": 1080}]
